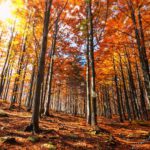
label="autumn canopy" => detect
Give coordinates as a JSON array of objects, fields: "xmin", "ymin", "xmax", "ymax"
[{"xmin": 0, "ymin": 0, "xmax": 149, "ymax": 149}]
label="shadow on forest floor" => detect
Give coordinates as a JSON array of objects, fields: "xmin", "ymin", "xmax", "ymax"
[{"xmin": 0, "ymin": 101, "xmax": 150, "ymax": 150}]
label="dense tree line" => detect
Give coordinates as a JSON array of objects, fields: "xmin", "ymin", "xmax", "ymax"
[{"xmin": 0, "ymin": 0, "xmax": 149, "ymax": 132}]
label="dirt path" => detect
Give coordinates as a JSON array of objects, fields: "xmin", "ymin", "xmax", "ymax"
[{"xmin": 0, "ymin": 102, "xmax": 149, "ymax": 150}]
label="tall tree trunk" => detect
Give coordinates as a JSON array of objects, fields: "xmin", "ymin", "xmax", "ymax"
[
  {"xmin": 125, "ymin": 50, "xmax": 141, "ymax": 120},
  {"xmin": 138, "ymin": 7, "xmax": 150, "ymax": 105},
  {"xmin": 127, "ymin": 0, "xmax": 150, "ymax": 103},
  {"xmin": 104, "ymin": 86, "xmax": 112, "ymax": 119},
  {"xmin": 86, "ymin": 4, "xmax": 91, "ymax": 124},
  {"xmin": 10, "ymin": 35, "xmax": 27, "ymax": 107},
  {"xmin": 119, "ymin": 84, "xmax": 126, "ymax": 120},
  {"xmin": 2, "ymin": 65, "xmax": 12, "ymax": 101},
  {"xmin": 18, "ymin": 61, "xmax": 28, "ymax": 110},
  {"xmin": 30, "ymin": 0, "xmax": 52, "ymax": 132},
  {"xmin": 40, "ymin": 64, "xmax": 50, "ymax": 114},
  {"xmin": 0, "ymin": 22, "xmax": 15, "ymax": 97},
  {"xmin": 135, "ymin": 56, "xmax": 148, "ymax": 120},
  {"xmin": 113, "ymin": 57, "xmax": 123, "ymax": 122},
  {"xmin": 26, "ymin": 65, "xmax": 35, "ymax": 111},
  {"xmin": 87, "ymin": 0, "xmax": 97, "ymax": 126},
  {"xmin": 44, "ymin": 17, "xmax": 59, "ymax": 116},
  {"xmin": 119, "ymin": 53, "xmax": 131, "ymax": 120}
]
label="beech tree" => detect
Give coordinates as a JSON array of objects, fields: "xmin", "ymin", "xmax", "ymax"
[{"xmin": 29, "ymin": 0, "xmax": 53, "ymax": 132}]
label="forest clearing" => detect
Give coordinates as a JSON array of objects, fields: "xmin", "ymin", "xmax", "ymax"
[{"xmin": 0, "ymin": 0, "xmax": 150, "ymax": 149}]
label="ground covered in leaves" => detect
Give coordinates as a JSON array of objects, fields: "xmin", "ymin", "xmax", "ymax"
[{"xmin": 0, "ymin": 101, "xmax": 150, "ymax": 150}]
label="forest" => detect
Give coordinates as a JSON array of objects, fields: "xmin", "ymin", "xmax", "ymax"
[{"xmin": 0, "ymin": 0, "xmax": 150, "ymax": 149}]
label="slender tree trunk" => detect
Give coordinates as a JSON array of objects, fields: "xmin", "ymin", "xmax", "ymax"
[
  {"xmin": 43, "ymin": 1, "xmax": 67, "ymax": 115},
  {"xmin": 87, "ymin": 0, "xmax": 97, "ymax": 126},
  {"xmin": 113, "ymin": 57, "xmax": 123, "ymax": 122},
  {"xmin": 135, "ymin": 57, "xmax": 148, "ymax": 120},
  {"xmin": 104, "ymin": 86, "xmax": 112, "ymax": 119},
  {"xmin": 26, "ymin": 65, "xmax": 35, "ymax": 111},
  {"xmin": 3, "ymin": 67, "xmax": 12, "ymax": 101},
  {"xmin": 30, "ymin": 0, "xmax": 52, "ymax": 132},
  {"xmin": 86, "ymin": 4, "xmax": 91, "ymax": 124},
  {"xmin": 0, "ymin": 22, "xmax": 15, "ymax": 97},
  {"xmin": 18, "ymin": 62, "xmax": 28, "ymax": 110},
  {"xmin": 125, "ymin": 50, "xmax": 141, "ymax": 120},
  {"xmin": 119, "ymin": 84, "xmax": 126, "ymax": 120},
  {"xmin": 138, "ymin": 7, "xmax": 150, "ymax": 102},
  {"xmin": 44, "ymin": 17, "xmax": 58, "ymax": 116},
  {"xmin": 40, "ymin": 82, "xmax": 45, "ymax": 116},
  {"xmin": 40, "ymin": 64, "xmax": 50, "ymax": 114},
  {"xmin": 127, "ymin": 0, "xmax": 150, "ymax": 103},
  {"xmin": 2, "ymin": 65, "xmax": 12, "ymax": 101},
  {"xmin": 10, "ymin": 35, "xmax": 27, "ymax": 107},
  {"xmin": 119, "ymin": 53, "xmax": 131, "ymax": 120}
]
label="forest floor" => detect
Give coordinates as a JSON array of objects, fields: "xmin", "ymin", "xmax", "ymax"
[{"xmin": 0, "ymin": 101, "xmax": 150, "ymax": 150}]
